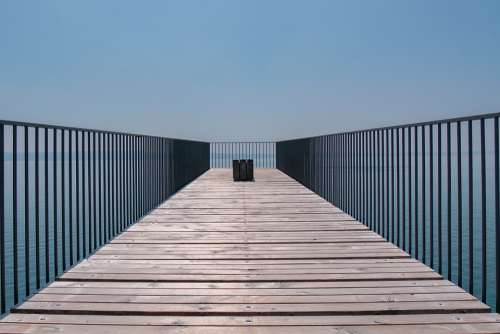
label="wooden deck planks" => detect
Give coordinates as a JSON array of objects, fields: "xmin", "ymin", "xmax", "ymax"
[{"xmin": 1, "ymin": 168, "xmax": 499, "ymax": 333}]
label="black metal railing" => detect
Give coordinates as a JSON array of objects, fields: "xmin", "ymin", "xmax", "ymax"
[
  {"xmin": 277, "ymin": 112, "xmax": 500, "ymax": 310},
  {"xmin": 210, "ymin": 142, "xmax": 276, "ymax": 168},
  {"xmin": 0, "ymin": 120, "xmax": 209, "ymax": 315}
]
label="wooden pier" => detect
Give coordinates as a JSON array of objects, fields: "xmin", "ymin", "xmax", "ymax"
[{"xmin": 1, "ymin": 169, "xmax": 499, "ymax": 333}]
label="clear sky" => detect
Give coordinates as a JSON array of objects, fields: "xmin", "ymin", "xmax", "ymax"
[{"xmin": 1, "ymin": 1, "xmax": 499, "ymax": 141}]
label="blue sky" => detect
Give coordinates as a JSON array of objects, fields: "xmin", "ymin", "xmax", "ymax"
[{"xmin": 1, "ymin": 0, "xmax": 499, "ymax": 141}]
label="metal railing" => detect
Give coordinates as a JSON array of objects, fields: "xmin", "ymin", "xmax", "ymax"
[
  {"xmin": 277, "ymin": 112, "xmax": 500, "ymax": 310},
  {"xmin": 3, "ymin": 113, "xmax": 500, "ymax": 313},
  {"xmin": 0, "ymin": 119, "xmax": 209, "ymax": 315},
  {"xmin": 210, "ymin": 142, "xmax": 276, "ymax": 168}
]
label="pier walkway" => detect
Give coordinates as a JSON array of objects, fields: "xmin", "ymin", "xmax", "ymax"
[{"xmin": 1, "ymin": 169, "xmax": 499, "ymax": 333}]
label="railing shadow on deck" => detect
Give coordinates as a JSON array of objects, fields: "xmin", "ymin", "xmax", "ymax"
[
  {"xmin": 276, "ymin": 112, "xmax": 500, "ymax": 311},
  {"xmin": 0, "ymin": 119, "xmax": 210, "ymax": 316}
]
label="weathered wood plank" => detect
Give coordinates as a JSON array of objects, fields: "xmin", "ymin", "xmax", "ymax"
[
  {"xmin": 3, "ymin": 313, "xmax": 500, "ymax": 326},
  {"xmin": 40, "ymin": 285, "xmax": 467, "ymax": 296},
  {"xmin": 48, "ymin": 279, "xmax": 458, "ymax": 289},
  {"xmin": 4, "ymin": 323, "xmax": 500, "ymax": 334},
  {"xmin": 13, "ymin": 300, "xmax": 490, "ymax": 315}
]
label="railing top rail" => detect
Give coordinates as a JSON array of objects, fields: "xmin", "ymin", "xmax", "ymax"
[
  {"xmin": 278, "ymin": 111, "xmax": 500, "ymax": 143},
  {"xmin": 0, "ymin": 119, "xmax": 207, "ymax": 144},
  {"xmin": 210, "ymin": 141, "xmax": 276, "ymax": 143}
]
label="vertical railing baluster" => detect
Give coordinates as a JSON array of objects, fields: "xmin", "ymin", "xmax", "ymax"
[
  {"xmin": 82, "ymin": 132, "xmax": 86, "ymax": 259},
  {"xmin": 358, "ymin": 133, "xmax": 362, "ymax": 221},
  {"xmin": 344, "ymin": 134, "xmax": 349, "ymax": 211},
  {"xmin": 457, "ymin": 122, "xmax": 463, "ymax": 286},
  {"xmin": 140, "ymin": 136, "xmax": 143, "ymax": 216},
  {"xmin": 134, "ymin": 136, "xmax": 136, "ymax": 219},
  {"xmin": 87, "ymin": 131, "xmax": 91, "ymax": 254},
  {"xmin": 360, "ymin": 133, "xmax": 364, "ymax": 223},
  {"xmin": 438, "ymin": 123, "xmax": 442, "ymax": 275},
  {"xmin": 125, "ymin": 135, "xmax": 129, "ymax": 226},
  {"xmin": 152, "ymin": 137, "xmax": 155, "ymax": 206},
  {"xmin": 391, "ymin": 129, "xmax": 395, "ymax": 243},
  {"xmin": 331, "ymin": 136, "xmax": 334, "ymax": 204},
  {"xmin": 53, "ymin": 128, "xmax": 58, "ymax": 277},
  {"xmin": 350, "ymin": 135, "xmax": 353, "ymax": 215},
  {"xmin": 447, "ymin": 122, "xmax": 452, "ymax": 280},
  {"xmin": 480, "ymin": 118, "xmax": 486, "ymax": 302},
  {"xmin": 0, "ymin": 124, "xmax": 5, "ymax": 313},
  {"xmin": 147, "ymin": 137, "xmax": 150, "ymax": 211},
  {"xmin": 366, "ymin": 132, "xmax": 370, "ymax": 233},
  {"xmin": 371, "ymin": 131, "xmax": 375, "ymax": 231},
  {"xmin": 494, "ymin": 116, "xmax": 499, "ymax": 311},
  {"xmin": 402, "ymin": 128, "xmax": 406, "ymax": 251},
  {"xmin": 69, "ymin": 130, "xmax": 73, "ymax": 267},
  {"xmin": 131, "ymin": 136, "xmax": 134, "ymax": 220},
  {"xmin": 386, "ymin": 129, "xmax": 390, "ymax": 240},
  {"xmin": 98, "ymin": 133, "xmax": 102, "ymax": 245},
  {"xmin": 13, "ymin": 125, "xmax": 18, "ymax": 304},
  {"xmin": 120, "ymin": 134, "xmax": 124, "ymax": 230},
  {"xmin": 382, "ymin": 130, "xmax": 386, "ymax": 235},
  {"xmin": 356, "ymin": 132, "xmax": 364, "ymax": 220},
  {"xmin": 76, "ymin": 132, "xmax": 80, "ymax": 261},
  {"xmin": 136, "ymin": 136, "xmax": 139, "ymax": 218},
  {"xmin": 322, "ymin": 137, "xmax": 325, "ymax": 199},
  {"xmin": 422, "ymin": 126, "xmax": 426, "ymax": 264},
  {"xmin": 408, "ymin": 127, "xmax": 412, "ymax": 256},
  {"xmin": 24, "ymin": 126, "xmax": 30, "ymax": 296},
  {"xmin": 360, "ymin": 132, "xmax": 366, "ymax": 233},
  {"xmin": 377, "ymin": 132, "xmax": 381, "ymax": 233},
  {"xmin": 112, "ymin": 134, "xmax": 115, "ymax": 237},
  {"xmin": 414, "ymin": 126, "xmax": 418, "ymax": 260},
  {"xmin": 159, "ymin": 137, "xmax": 162, "ymax": 201},
  {"xmin": 93, "ymin": 133, "xmax": 97, "ymax": 250},
  {"xmin": 397, "ymin": 128, "xmax": 400, "ymax": 247},
  {"xmin": 353, "ymin": 135, "xmax": 356, "ymax": 218},
  {"xmin": 348, "ymin": 137, "xmax": 354, "ymax": 213},
  {"xmin": 349, "ymin": 136, "xmax": 352, "ymax": 214},
  {"xmin": 61, "ymin": 129, "xmax": 66, "ymax": 272},
  {"xmin": 429, "ymin": 124, "xmax": 434, "ymax": 268},
  {"xmin": 121, "ymin": 135, "xmax": 125, "ymax": 230},
  {"xmin": 429, "ymin": 125, "xmax": 434, "ymax": 269},
  {"xmin": 35, "ymin": 127, "xmax": 40, "ymax": 288},
  {"xmin": 44, "ymin": 128, "xmax": 49, "ymax": 283},
  {"xmin": 468, "ymin": 120, "xmax": 473, "ymax": 294}
]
